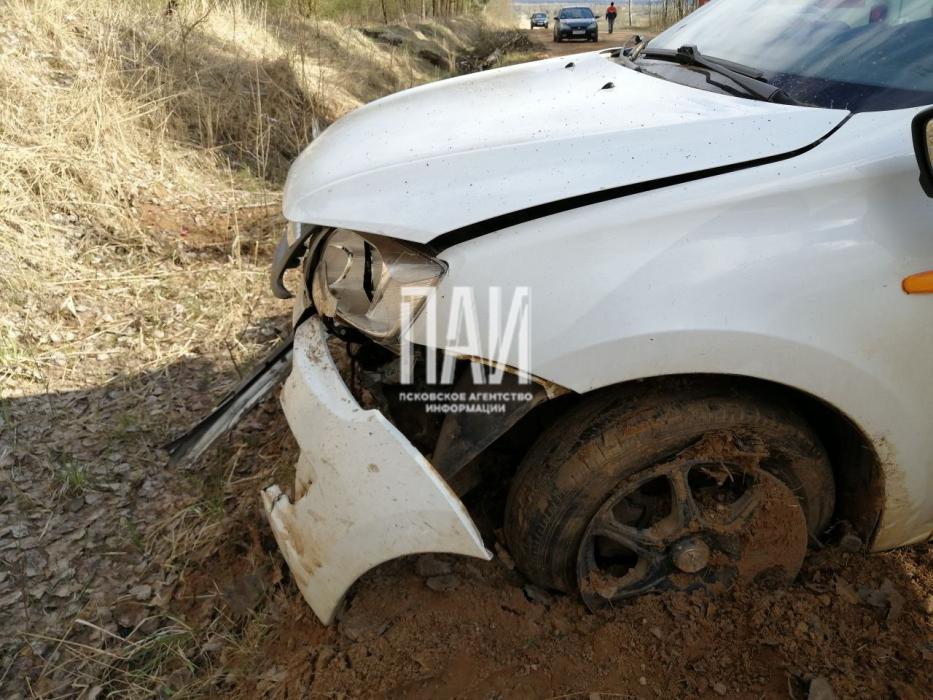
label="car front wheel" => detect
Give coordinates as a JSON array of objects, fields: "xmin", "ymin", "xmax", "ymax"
[{"xmin": 504, "ymin": 384, "xmax": 835, "ymax": 610}]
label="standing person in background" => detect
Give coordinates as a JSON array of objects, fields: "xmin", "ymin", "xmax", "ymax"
[{"xmin": 606, "ymin": 2, "xmax": 618, "ymax": 33}]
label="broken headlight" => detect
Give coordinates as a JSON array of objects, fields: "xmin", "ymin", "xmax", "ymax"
[{"xmin": 310, "ymin": 228, "xmax": 446, "ymax": 344}]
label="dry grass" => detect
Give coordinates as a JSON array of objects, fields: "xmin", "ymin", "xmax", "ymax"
[
  {"xmin": 0, "ymin": 0, "xmax": 483, "ymax": 400},
  {"xmin": 1, "ymin": 0, "xmax": 283, "ymax": 399}
]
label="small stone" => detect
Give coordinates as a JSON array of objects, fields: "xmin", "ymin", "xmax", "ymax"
[
  {"xmin": 139, "ymin": 616, "xmax": 161, "ymax": 635},
  {"xmin": 425, "ymin": 574, "xmax": 460, "ymax": 592},
  {"xmin": 523, "ymin": 583, "xmax": 553, "ymax": 606},
  {"xmin": 202, "ymin": 635, "xmax": 225, "ymax": 655},
  {"xmin": 808, "ymin": 676, "xmax": 836, "ymax": 700},
  {"xmin": 858, "ymin": 586, "xmax": 887, "ymax": 608},
  {"xmin": 315, "ymin": 645, "xmax": 335, "ymax": 671},
  {"xmin": 130, "ymin": 584, "xmax": 152, "ymax": 602},
  {"xmin": 922, "ymin": 595, "xmax": 933, "ymax": 614},
  {"xmin": 495, "ymin": 542, "xmax": 515, "ymax": 570},
  {"xmin": 650, "ymin": 626, "xmax": 663, "ymax": 640},
  {"xmin": 116, "ymin": 607, "xmax": 144, "ymax": 629},
  {"xmin": 22, "ymin": 549, "xmax": 48, "ymax": 577},
  {"xmin": 834, "ymin": 579, "xmax": 860, "ymax": 605},
  {"xmin": 881, "ymin": 579, "xmax": 905, "ymax": 622},
  {"xmin": 52, "ymin": 582, "xmax": 77, "ymax": 598},
  {"xmin": 222, "ymin": 573, "xmax": 265, "ymax": 616},
  {"xmin": 839, "ymin": 533, "xmax": 863, "ymax": 552},
  {"xmin": 415, "ymin": 554, "xmax": 452, "ymax": 578},
  {"xmin": 638, "ymin": 676, "xmax": 647, "ymax": 686},
  {"xmin": 858, "ymin": 579, "xmax": 905, "ymax": 621},
  {"xmin": 713, "ymin": 681, "xmax": 727, "ymax": 695},
  {"xmin": 65, "ymin": 497, "xmax": 84, "ymax": 513},
  {"xmin": 339, "ymin": 613, "xmax": 388, "ymax": 642},
  {"xmin": 0, "ymin": 590, "xmax": 23, "ymax": 607}
]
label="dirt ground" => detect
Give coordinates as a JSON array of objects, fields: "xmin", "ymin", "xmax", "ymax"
[
  {"xmin": 523, "ymin": 23, "xmax": 644, "ymax": 58},
  {"xmin": 2, "ymin": 16, "xmax": 932, "ymax": 700},
  {"xmin": 225, "ymin": 534, "xmax": 933, "ymax": 699},
  {"xmin": 121, "ymin": 393, "xmax": 933, "ymax": 700},
  {"xmin": 3, "ymin": 192, "xmax": 932, "ymax": 700}
]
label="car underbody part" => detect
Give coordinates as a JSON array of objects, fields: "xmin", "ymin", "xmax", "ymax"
[
  {"xmin": 430, "ymin": 370, "xmax": 550, "ymax": 484},
  {"xmin": 165, "ymin": 335, "xmax": 294, "ymax": 466},
  {"xmin": 576, "ymin": 431, "xmax": 808, "ymax": 611}
]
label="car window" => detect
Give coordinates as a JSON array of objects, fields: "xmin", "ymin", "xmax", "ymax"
[
  {"xmin": 559, "ymin": 8, "xmax": 595, "ymax": 19},
  {"xmin": 647, "ymin": 0, "xmax": 933, "ymax": 111}
]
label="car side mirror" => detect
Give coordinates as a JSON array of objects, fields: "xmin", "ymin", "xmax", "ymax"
[
  {"xmin": 622, "ymin": 47, "xmax": 633, "ymax": 56},
  {"xmin": 913, "ymin": 109, "xmax": 933, "ymax": 197},
  {"xmin": 554, "ymin": 15, "xmax": 559, "ymax": 20}
]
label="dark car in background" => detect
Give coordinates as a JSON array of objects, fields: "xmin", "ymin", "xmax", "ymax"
[
  {"xmin": 530, "ymin": 11, "xmax": 549, "ymax": 28},
  {"xmin": 553, "ymin": 6, "xmax": 598, "ymax": 42}
]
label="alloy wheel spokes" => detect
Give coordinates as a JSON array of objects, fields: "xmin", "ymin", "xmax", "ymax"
[
  {"xmin": 668, "ymin": 465, "xmax": 703, "ymax": 531},
  {"xmin": 590, "ymin": 510, "xmax": 666, "ymax": 560},
  {"xmin": 721, "ymin": 489, "xmax": 760, "ymax": 528}
]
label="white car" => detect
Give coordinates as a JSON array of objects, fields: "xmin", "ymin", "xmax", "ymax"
[{"xmin": 171, "ymin": 0, "xmax": 933, "ymax": 623}]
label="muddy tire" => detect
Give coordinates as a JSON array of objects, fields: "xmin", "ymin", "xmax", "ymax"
[{"xmin": 504, "ymin": 383, "xmax": 835, "ymax": 594}]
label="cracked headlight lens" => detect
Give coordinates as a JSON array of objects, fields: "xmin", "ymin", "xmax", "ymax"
[{"xmin": 310, "ymin": 228, "xmax": 446, "ymax": 343}]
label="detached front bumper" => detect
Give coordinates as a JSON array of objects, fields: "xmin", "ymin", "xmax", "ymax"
[{"xmin": 262, "ymin": 318, "xmax": 491, "ymax": 624}]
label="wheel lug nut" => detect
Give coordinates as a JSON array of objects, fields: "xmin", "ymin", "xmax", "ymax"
[{"xmin": 671, "ymin": 538, "xmax": 710, "ymax": 573}]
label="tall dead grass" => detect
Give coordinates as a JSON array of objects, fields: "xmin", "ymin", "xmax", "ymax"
[{"xmin": 0, "ymin": 0, "xmax": 479, "ymax": 395}]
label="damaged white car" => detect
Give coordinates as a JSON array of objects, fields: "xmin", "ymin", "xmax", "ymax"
[{"xmin": 171, "ymin": 0, "xmax": 933, "ymax": 623}]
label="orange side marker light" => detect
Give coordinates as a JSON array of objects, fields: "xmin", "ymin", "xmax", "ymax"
[{"xmin": 903, "ymin": 271, "xmax": 933, "ymax": 294}]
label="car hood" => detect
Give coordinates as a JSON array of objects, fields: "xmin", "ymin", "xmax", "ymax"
[{"xmin": 283, "ymin": 51, "xmax": 848, "ymax": 244}]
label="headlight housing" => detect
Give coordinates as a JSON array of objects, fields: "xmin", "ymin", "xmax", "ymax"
[{"xmin": 310, "ymin": 228, "xmax": 446, "ymax": 344}]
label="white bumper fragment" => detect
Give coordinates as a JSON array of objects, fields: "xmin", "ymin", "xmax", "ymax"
[{"xmin": 262, "ymin": 318, "xmax": 490, "ymax": 624}]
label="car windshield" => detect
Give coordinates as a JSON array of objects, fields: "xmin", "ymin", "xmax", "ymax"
[
  {"xmin": 533, "ymin": 13, "xmax": 545, "ymax": 17},
  {"xmin": 560, "ymin": 8, "xmax": 594, "ymax": 19},
  {"xmin": 646, "ymin": 0, "xmax": 933, "ymax": 111}
]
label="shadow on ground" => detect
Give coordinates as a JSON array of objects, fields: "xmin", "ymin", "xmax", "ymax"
[{"xmin": 0, "ymin": 318, "xmax": 293, "ymax": 697}]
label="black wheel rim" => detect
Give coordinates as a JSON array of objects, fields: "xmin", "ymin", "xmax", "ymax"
[{"xmin": 576, "ymin": 431, "xmax": 808, "ymax": 611}]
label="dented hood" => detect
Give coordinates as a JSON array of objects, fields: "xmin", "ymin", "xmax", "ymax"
[{"xmin": 283, "ymin": 51, "xmax": 848, "ymax": 243}]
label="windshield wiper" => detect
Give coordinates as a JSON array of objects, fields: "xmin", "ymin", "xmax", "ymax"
[{"xmin": 642, "ymin": 45, "xmax": 800, "ymax": 105}]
